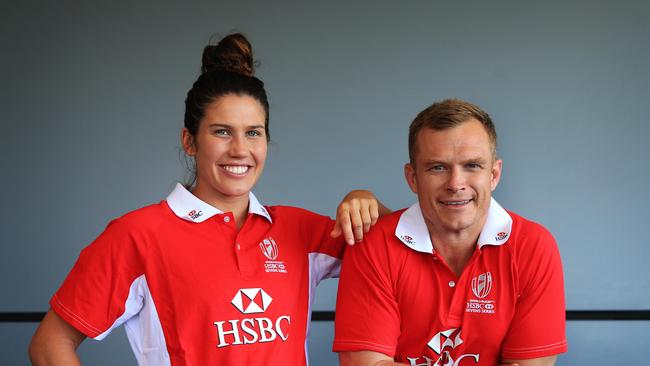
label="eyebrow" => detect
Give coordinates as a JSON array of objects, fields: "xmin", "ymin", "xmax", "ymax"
[
  {"xmin": 207, "ymin": 123, "xmax": 265, "ymax": 129},
  {"xmin": 421, "ymin": 157, "xmax": 489, "ymax": 166},
  {"xmin": 463, "ymin": 157, "xmax": 489, "ymax": 165}
]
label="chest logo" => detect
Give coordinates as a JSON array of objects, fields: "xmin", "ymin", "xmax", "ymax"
[
  {"xmin": 471, "ymin": 272, "xmax": 492, "ymax": 299},
  {"xmin": 259, "ymin": 237, "xmax": 279, "ymax": 260},
  {"xmin": 231, "ymin": 288, "xmax": 272, "ymax": 314},
  {"xmin": 405, "ymin": 328, "xmax": 479, "ymax": 366},
  {"xmin": 214, "ymin": 288, "xmax": 291, "ymax": 348},
  {"xmin": 427, "ymin": 328, "xmax": 463, "ymax": 355}
]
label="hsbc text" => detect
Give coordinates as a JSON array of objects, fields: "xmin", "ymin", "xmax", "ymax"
[{"xmin": 214, "ymin": 316, "xmax": 291, "ymax": 348}]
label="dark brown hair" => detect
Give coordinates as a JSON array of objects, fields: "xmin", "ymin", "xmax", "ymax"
[
  {"xmin": 408, "ymin": 99, "xmax": 497, "ymax": 163},
  {"xmin": 183, "ymin": 33, "xmax": 270, "ymax": 187}
]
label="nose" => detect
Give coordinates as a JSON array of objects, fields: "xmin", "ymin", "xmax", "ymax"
[
  {"xmin": 229, "ymin": 134, "xmax": 248, "ymax": 157},
  {"xmin": 446, "ymin": 167, "xmax": 466, "ymax": 193}
]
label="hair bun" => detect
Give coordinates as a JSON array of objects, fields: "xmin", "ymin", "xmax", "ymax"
[{"xmin": 201, "ymin": 33, "xmax": 255, "ymax": 76}]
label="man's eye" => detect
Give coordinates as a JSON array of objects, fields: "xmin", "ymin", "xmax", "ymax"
[
  {"xmin": 247, "ymin": 130, "xmax": 262, "ymax": 137},
  {"xmin": 466, "ymin": 163, "xmax": 482, "ymax": 169},
  {"xmin": 215, "ymin": 129, "xmax": 230, "ymax": 136},
  {"xmin": 430, "ymin": 165, "xmax": 446, "ymax": 172}
]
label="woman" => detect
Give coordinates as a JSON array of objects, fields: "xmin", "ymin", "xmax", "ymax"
[{"xmin": 29, "ymin": 33, "xmax": 388, "ymax": 365}]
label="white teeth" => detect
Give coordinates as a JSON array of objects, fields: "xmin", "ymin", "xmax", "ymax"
[
  {"xmin": 223, "ymin": 165, "xmax": 249, "ymax": 174},
  {"xmin": 444, "ymin": 200, "xmax": 470, "ymax": 205}
]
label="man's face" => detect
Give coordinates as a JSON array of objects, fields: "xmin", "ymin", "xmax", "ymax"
[{"xmin": 404, "ymin": 119, "xmax": 502, "ymax": 236}]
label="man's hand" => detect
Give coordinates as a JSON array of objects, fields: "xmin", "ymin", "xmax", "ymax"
[{"xmin": 331, "ymin": 190, "xmax": 390, "ymax": 245}]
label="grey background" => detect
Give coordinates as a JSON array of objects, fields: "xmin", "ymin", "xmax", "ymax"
[{"xmin": 2, "ymin": 0, "xmax": 649, "ymax": 364}]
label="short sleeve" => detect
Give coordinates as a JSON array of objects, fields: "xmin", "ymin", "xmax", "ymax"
[
  {"xmin": 50, "ymin": 218, "xmax": 146, "ymax": 339},
  {"xmin": 296, "ymin": 208, "xmax": 346, "ymax": 283},
  {"xmin": 333, "ymin": 227, "xmax": 401, "ymax": 357},
  {"xmin": 501, "ymin": 226, "xmax": 568, "ymax": 359}
]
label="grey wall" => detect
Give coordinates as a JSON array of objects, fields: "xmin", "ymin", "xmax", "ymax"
[{"xmin": 2, "ymin": 0, "xmax": 649, "ymax": 364}]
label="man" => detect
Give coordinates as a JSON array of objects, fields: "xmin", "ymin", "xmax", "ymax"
[{"xmin": 333, "ymin": 99, "xmax": 567, "ymax": 366}]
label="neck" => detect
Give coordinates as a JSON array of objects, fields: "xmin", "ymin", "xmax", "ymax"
[
  {"xmin": 427, "ymin": 223, "xmax": 483, "ymax": 277},
  {"xmin": 192, "ymin": 184, "xmax": 249, "ymax": 231}
]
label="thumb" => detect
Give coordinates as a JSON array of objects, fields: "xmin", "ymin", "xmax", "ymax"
[{"xmin": 330, "ymin": 223, "xmax": 342, "ymax": 238}]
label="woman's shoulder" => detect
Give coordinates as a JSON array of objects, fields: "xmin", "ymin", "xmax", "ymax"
[
  {"xmin": 109, "ymin": 201, "xmax": 171, "ymax": 231},
  {"xmin": 266, "ymin": 205, "xmax": 331, "ymax": 221}
]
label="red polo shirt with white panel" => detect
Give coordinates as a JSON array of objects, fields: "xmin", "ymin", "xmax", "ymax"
[
  {"xmin": 333, "ymin": 198, "xmax": 567, "ymax": 365},
  {"xmin": 51, "ymin": 183, "xmax": 345, "ymax": 365}
]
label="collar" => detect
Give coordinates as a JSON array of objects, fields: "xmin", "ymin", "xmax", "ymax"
[
  {"xmin": 395, "ymin": 197, "xmax": 512, "ymax": 254},
  {"xmin": 166, "ymin": 183, "xmax": 272, "ymax": 223}
]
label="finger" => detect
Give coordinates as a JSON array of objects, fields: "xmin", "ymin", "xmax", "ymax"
[
  {"xmin": 330, "ymin": 221, "xmax": 341, "ymax": 238},
  {"xmin": 338, "ymin": 206, "xmax": 355, "ymax": 245},
  {"xmin": 360, "ymin": 201, "xmax": 372, "ymax": 233},
  {"xmin": 369, "ymin": 200, "xmax": 379, "ymax": 226},
  {"xmin": 349, "ymin": 204, "xmax": 364, "ymax": 243}
]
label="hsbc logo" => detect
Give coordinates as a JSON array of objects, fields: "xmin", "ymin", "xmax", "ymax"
[
  {"xmin": 471, "ymin": 272, "xmax": 492, "ymax": 299},
  {"xmin": 407, "ymin": 329, "xmax": 479, "ymax": 366},
  {"xmin": 188, "ymin": 210, "xmax": 203, "ymax": 220},
  {"xmin": 401, "ymin": 235, "xmax": 415, "ymax": 245},
  {"xmin": 427, "ymin": 328, "xmax": 463, "ymax": 355},
  {"xmin": 495, "ymin": 231, "xmax": 508, "ymax": 241},
  {"xmin": 214, "ymin": 288, "xmax": 291, "ymax": 348},
  {"xmin": 231, "ymin": 288, "xmax": 272, "ymax": 314},
  {"xmin": 259, "ymin": 237, "xmax": 279, "ymax": 260}
]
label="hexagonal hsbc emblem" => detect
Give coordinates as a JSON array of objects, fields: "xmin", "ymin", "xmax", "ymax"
[
  {"xmin": 427, "ymin": 328, "xmax": 463, "ymax": 355},
  {"xmin": 231, "ymin": 288, "xmax": 273, "ymax": 314}
]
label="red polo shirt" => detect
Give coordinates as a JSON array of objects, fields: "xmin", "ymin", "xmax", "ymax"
[
  {"xmin": 51, "ymin": 183, "xmax": 345, "ymax": 365},
  {"xmin": 333, "ymin": 198, "xmax": 567, "ymax": 365}
]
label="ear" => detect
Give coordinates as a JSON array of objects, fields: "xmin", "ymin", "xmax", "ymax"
[
  {"xmin": 490, "ymin": 158, "xmax": 503, "ymax": 191},
  {"xmin": 404, "ymin": 163, "xmax": 418, "ymax": 194},
  {"xmin": 181, "ymin": 128, "xmax": 196, "ymax": 156}
]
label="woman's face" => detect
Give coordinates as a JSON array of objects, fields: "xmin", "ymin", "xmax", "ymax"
[{"xmin": 183, "ymin": 93, "xmax": 268, "ymax": 204}]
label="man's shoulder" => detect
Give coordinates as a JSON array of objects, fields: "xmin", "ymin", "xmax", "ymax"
[
  {"xmin": 505, "ymin": 210, "xmax": 558, "ymax": 256},
  {"xmin": 508, "ymin": 211, "xmax": 554, "ymax": 239},
  {"xmin": 358, "ymin": 208, "xmax": 411, "ymax": 252}
]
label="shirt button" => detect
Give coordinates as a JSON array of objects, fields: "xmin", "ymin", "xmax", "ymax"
[
  {"xmin": 224, "ymin": 216, "xmax": 231, "ymax": 223},
  {"xmin": 448, "ymin": 281, "xmax": 456, "ymax": 288},
  {"xmin": 237, "ymin": 243, "xmax": 241, "ymax": 250}
]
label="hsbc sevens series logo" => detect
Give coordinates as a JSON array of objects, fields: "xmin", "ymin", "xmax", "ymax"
[
  {"xmin": 213, "ymin": 288, "xmax": 291, "ymax": 348},
  {"xmin": 259, "ymin": 237, "xmax": 278, "ymax": 260},
  {"xmin": 260, "ymin": 237, "xmax": 287, "ymax": 274},
  {"xmin": 466, "ymin": 272, "xmax": 496, "ymax": 315},
  {"xmin": 471, "ymin": 272, "xmax": 492, "ymax": 299}
]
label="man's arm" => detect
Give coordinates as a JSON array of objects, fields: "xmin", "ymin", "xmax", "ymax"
[
  {"xmin": 338, "ymin": 350, "xmax": 539, "ymax": 366},
  {"xmin": 339, "ymin": 350, "xmax": 404, "ymax": 366},
  {"xmin": 502, "ymin": 355, "xmax": 557, "ymax": 366},
  {"xmin": 29, "ymin": 309, "xmax": 86, "ymax": 365}
]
